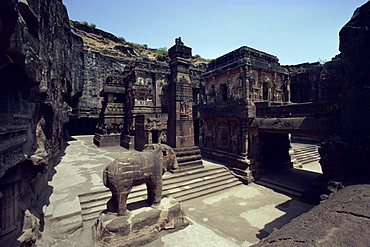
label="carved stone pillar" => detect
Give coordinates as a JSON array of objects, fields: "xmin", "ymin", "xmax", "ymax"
[{"xmin": 167, "ymin": 38, "xmax": 203, "ymax": 172}]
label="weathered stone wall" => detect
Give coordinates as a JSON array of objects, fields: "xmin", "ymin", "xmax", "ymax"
[
  {"xmin": 248, "ymin": 68, "xmax": 288, "ymax": 102},
  {"xmin": 0, "ymin": 0, "xmax": 83, "ymax": 245},
  {"xmin": 285, "ymin": 62, "xmax": 325, "ymax": 103}
]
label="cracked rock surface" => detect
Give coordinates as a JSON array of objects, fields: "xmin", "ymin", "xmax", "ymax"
[{"xmin": 252, "ymin": 184, "xmax": 370, "ymax": 246}]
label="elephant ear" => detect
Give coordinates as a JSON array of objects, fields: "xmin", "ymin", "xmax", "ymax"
[
  {"xmin": 172, "ymin": 156, "xmax": 179, "ymax": 170},
  {"xmin": 162, "ymin": 145, "xmax": 178, "ymax": 171}
]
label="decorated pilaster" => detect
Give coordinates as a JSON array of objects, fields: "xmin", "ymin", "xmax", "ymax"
[{"xmin": 167, "ymin": 38, "xmax": 203, "ymax": 172}]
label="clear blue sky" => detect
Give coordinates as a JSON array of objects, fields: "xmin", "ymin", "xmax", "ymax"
[{"xmin": 63, "ymin": 0, "xmax": 367, "ymax": 65}]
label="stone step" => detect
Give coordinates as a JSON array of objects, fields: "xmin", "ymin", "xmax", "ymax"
[
  {"xmin": 173, "ymin": 163, "xmax": 204, "ymax": 173},
  {"xmin": 177, "ymin": 159, "xmax": 204, "ymax": 167},
  {"xmin": 296, "ymin": 156, "xmax": 320, "ymax": 162},
  {"xmin": 80, "ymin": 188, "xmax": 147, "ymax": 212},
  {"xmin": 165, "ymin": 173, "xmax": 238, "ymax": 199},
  {"xmin": 294, "ymin": 149, "xmax": 319, "ymax": 154},
  {"xmin": 176, "ymin": 154, "xmax": 202, "ymax": 163},
  {"xmin": 295, "ymin": 156, "xmax": 319, "ymax": 161},
  {"xmin": 293, "ymin": 148, "xmax": 318, "ymax": 153},
  {"xmin": 294, "ymin": 153, "xmax": 319, "ymax": 158},
  {"xmin": 255, "ymin": 180, "xmax": 302, "ymax": 198},
  {"xmin": 293, "ymin": 148, "xmax": 318, "ymax": 154},
  {"xmin": 79, "ymin": 184, "xmax": 146, "ymax": 206},
  {"xmin": 178, "ymin": 180, "xmax": 242, "ymax": 202},
  {"xmin": 292, "ymin": 145, "xmax": 318, "ymax": 150},
  {"xmin": 165, "ymin": 171, "xmax": 232, "ymax": 192},
  {"xmin": 82, "ymin": 205, "xmax": 107, "ymax": 222},
  {"xmin": 173, "ymin": 178, "xmax": 243, "ymax": 202},
  {"xmin": 81, "ymin": 192, "xmax": 149, "ymax": 222},
  {"xmin": 50, "ymin": 214, "xmax": 84, "ymax": 234},
  {"xmin": 165, "ymin": 166, "xmax": 226, "ymax": 184},
  {"xmin": 294, "ymin": 151, "xmax": 319, "ymax": 157}
]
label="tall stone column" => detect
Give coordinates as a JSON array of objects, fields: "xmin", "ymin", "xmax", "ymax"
[{"xmin": 167, "ymin": 38, "xmax": 203, "ymax": 172}]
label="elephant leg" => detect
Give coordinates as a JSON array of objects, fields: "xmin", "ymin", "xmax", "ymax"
[
  {"xmin": 107, "ymin": 189, "xmax": 131, "ymax": 216},
  {"xmin": 117, "ymin": 188, "xmax": 132, "ymax": 216},
  {"xmin": 146, "ymin": 177, "xmax": 163, "ymax": 206},
  {"xmin": 107, "ymin": 192, "xmax": 118, "ymax": 213}
]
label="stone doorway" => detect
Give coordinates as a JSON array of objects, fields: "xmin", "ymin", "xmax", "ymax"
[{"xmin": 261, "ymin": 133, "xmax": 292, "ymax": 171}]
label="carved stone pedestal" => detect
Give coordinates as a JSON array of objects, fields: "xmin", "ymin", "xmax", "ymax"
[
  {"xmin": 93, "ymin": 133, "xmax": 121, "ymax": 147},
  {"xmin": 94, "ymin": 197, "xmax": 188, "ymax": 246}
]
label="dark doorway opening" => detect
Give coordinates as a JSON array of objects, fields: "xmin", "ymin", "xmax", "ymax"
[
  {"xmin": 194, "ymin": 120, "xmax": 199, "ymax": 146},
  {"xmin": 66, "ymin": 118, "xmax": 99, "ymax": 135},
  {"xmin": 220, "ymin": 84, "xmax": 228, "ymax": 102},
  {"xmin": 263, "ymin": 82, "xmax": 269, "ymax": 101},
  {"xmin": 261, "ymin": 133, "xmax": 291, "ymax": 170},
  {"xmin": 152, "ymin": 130, "xmax": 159, "ymax": 143}
]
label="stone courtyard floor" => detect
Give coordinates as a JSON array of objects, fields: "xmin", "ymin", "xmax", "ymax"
[{"xmin": 39, "ymin": 135, "xmax": 319, "ymax": 246}]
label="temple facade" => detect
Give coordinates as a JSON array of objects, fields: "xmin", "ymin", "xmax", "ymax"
[{"xmin": 196, "ymin": 47, "xmax": 290, "ymax": 180}]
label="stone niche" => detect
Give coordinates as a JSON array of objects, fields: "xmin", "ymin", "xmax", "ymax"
[
  {"xmin": 94, "ymin": 197, "xmax": 188, "ymax": 246},
  {"xmin": 134, "ymin": 113, "xmax": 168, "ymax": 151}
]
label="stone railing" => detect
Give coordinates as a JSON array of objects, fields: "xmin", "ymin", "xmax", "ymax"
[
  {"xmin": 105, "ymin": 103, "xmax": 124, "ymax": 115},
  {"xmin": 255, "ymin": 101, "xmax": 340, "ymax": 118}
]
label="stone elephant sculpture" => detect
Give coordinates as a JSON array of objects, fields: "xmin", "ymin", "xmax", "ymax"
[{"xmin": 103, "ymin": 144, "xmax": 178, "ymax": 216}]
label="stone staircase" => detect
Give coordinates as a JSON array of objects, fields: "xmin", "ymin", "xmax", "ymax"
[
  {"xmin": 255, "ymin": 143, "xmax": 321, "ymax": 198},
  {"xmin": 291, "ymin": 143, "xmax": 320, "ymax": 166},
  {"xmin": 78, "ymin": 164, "xmax": 242, "ymax": 222}
]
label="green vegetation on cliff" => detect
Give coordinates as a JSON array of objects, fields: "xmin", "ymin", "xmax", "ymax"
[{"xmin": 70, "ymin": 20, "xmax": 209, "ymax": 62}]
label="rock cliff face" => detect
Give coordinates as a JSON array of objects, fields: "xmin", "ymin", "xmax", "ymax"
[
  {"xmin": 319, "ymin": 2, "xmax": 370, "ymax": 179},
  {"xmin": 0, "ymin": 0, "xmax": 82, "ymax": 245},
  {"xmin": 339, "ymin": 1, "xmax": 370, "ymax": 130}
]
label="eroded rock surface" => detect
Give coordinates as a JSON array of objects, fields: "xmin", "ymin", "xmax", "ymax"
[
  {"xmin": 0, "ymin": 0, "xmax": 82, "ymax": 245},
  {"xmin": 252, "ymin": 184, "xmax": 370, "ymax": 246}
]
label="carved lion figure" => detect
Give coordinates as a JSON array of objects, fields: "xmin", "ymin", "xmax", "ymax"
[{"xmin": 103, "ymin": 144, "xmax": 178, "ymax": 215}]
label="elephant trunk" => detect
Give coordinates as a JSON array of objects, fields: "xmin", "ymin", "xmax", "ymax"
[{"xmin": 172, "ymin": 157, "xmax": 179, "ymax": 170}]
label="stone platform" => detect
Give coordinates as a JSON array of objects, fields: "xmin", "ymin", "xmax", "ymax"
[{"xmin": 94, "ymin": 197, "xmax": 188, "ymax": 246}]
